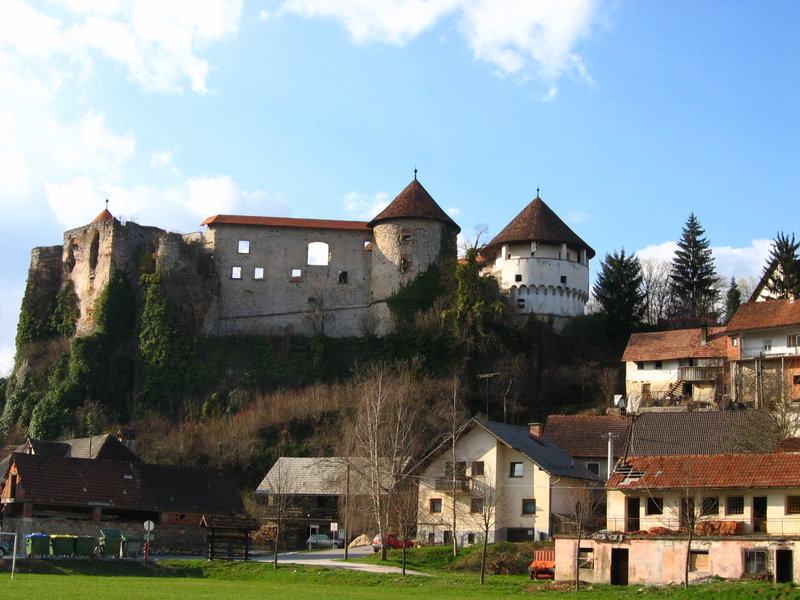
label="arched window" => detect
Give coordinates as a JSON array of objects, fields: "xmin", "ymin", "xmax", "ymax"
[{"xmin": 307, "ymin": 242, "xmax": 329, "ymax": 266}]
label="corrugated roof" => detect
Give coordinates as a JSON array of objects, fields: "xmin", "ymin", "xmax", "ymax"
[
  {"xmin": 726, "ymin": 299, "xmax": 800, "ymax": 333},
  {"xmin": 608, "ymin": 453, "xmax": 800, "ymax": 489},
  {"xmin": 483, "ymin": 196, "xmax": 595, "ymax": 260},
  {"xmin": 10, "ymin": 453, "xmax": 243, "ymax": 515},
  {"xmin": 544, "ymin": 415, "xmax": 631, "ymax": 458},
  {"xmin": 201, "ymin": 214, "xmax": 371, "ymax": 231},
  {"xmin": 475, "ymin": 419, "xmax": 600, "ymax": 481},
  {"xmin": 368, "ymin": 179, "xmax": 460, "ymax": 232},
  {"xmin": 621, "ymin": 327, "xmax": 728, "ymax": 362},
  {"xmin": 625, "ymin": 411, "xmax": 780, "ymax": 457}
]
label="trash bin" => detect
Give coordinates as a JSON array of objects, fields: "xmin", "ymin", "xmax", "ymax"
[
  {"xmin": 50, "ymin": 535, "xmax": 76, "ymax": 556},
  {"xmin": 99, "ymin": 529, "xmax": 122, "ymax": 557},
  {"xmin": 75, "ymin": 536, "xmax": 96, "ymax": 557},
  {"xmin": 25, "ymin": 533, "xmax": 50, "ymax": 557},
  {"xmin": 121, "ymin": 535, "xmax": 141, "ymax": 558}
]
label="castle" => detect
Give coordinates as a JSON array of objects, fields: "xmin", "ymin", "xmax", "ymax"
[{"xmin": 26, "ymin": 178, "xmax": 593, "ymax": 338}]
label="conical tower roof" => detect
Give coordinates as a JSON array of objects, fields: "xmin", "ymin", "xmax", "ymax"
[
  {"xmin": 91, "ymin": 208, "xmax": 114, "ymax": 223},
  {"xmin": 484, "ymin": 196, "xmax": 595, "ymax": 259},
  {"xmin": 368, "ymin": 178, "xmax": 460, "ymax": 233}
]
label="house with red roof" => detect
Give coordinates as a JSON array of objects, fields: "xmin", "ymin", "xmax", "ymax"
[
  {"xmin": 543, "ymin": 415, "xmax": 631, "ymax": 480},
  {"xmin": 555, "ymin": 452, "xmax": 800, "ymax": 585},
  {"xmin": 621, "ymin": 326, "xmax": 728, "ymax": 410}
]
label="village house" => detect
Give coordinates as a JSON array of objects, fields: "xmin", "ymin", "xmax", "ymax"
[
  {"xmin": 621, "ymin": 326, "xmax": 728, "ymax": 411},
  {"xmin": 543, "ymin": 415, "xmax": 631, "ymax": 481},
  {"xmin": 555, "ymin": 452, "xmax": 800, "ymax": 585},
  {"xmin": 415, "ymin": 419, "xmax": 600, "ymax": 546}
]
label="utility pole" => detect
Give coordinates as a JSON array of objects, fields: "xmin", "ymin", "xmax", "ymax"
[{"xmin": 602, "ymin": 432, "xmax": 619, "ymax": 481}]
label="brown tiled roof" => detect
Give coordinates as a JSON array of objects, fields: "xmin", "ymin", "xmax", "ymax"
[
  {"xmin": 625, "ymin": 411, "xmax": 779, "ymax": 457},
  {"xmin": 621, "ymin": 327, "xmax": 728, "ymax": 362},
  {"xmin": 608, "ymin": 453, "xmax": 800, "ymax": 489},
  {"xmin": 543, "ymin": 415, "xmax": 631, "ymax": 458},
  {"xmin": 11, "ymin": 453, "xmax": 244, "ymax": 515},
  {"xmin": 27, "ymin": 435, "xmax": 140, "ymax": 462},
  {"xmin": 726, "ymin": 299, "xmax": 800, "ymax": 333},
  {"xmin": 368, "ymin": 179, "xmax": 460, "ymax": 232},
  {"xmin": 91, "ymin": 209, "xmax": 114, "ymax": 223},
  {"xmin": 483, "ymin": 196, "xmax": 595, "ymax": 260},
  {"xmin": 202, "ymin": 214, "xmax": 370, "ymax": 231},
  {"xmin": 777, "ymin": 438, "xmax": 800, "ymax": 453}
]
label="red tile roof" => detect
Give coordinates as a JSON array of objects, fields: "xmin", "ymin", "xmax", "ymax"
[
  {"xmin": 368, "ymin": 179, "xmax": 460, "ymax": 232},
  {"xmin": 621, "ymin": 327, "xmax": 727, "ymax": 362},
  {"xmin": 201, "ymin": 214, "xmax": 370, "ymax": 231},
  {"xmin": 483, "ymin": 196, "xmax": 595, "ymax": 260},
  {"xmin": 91, "ymin": 209, "xmax": 114, "ymax": 223},
  {"xmin": 608, "ymin": 453, "xmax": 800, "ymax": 489},
  {"xmin": 777, "ymin": 438, "xmax": 800, "ymax": 453},
  {"xmin": 10, "ymin": 453, "xmax": 244, "ymax": 515},
  {"xmin": 726, "ymin": 299, "xmax": 800, "ymax": 333},
  {"xmin": 544, "ymin": 415, "xmax": 631, "ymax": 458}
]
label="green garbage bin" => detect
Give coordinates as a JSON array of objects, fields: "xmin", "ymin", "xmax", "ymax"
[
  {"xmin": 99, "ymin": 529, "xmax": 122, "ymax": 557},
  {"xmin": 50, "ymin": 535, "xmax": 76, "ymax": 556},
  {"xmin": 25, "ymin": 533, "xmax": 50, "ymax": 557},
  {"xmin": 75, "ymin": 536, "xmax": 96, "ymax": 557},
  {"xmin": 121, "ymin": 535, "xmax": 141, "ymax": 558}
]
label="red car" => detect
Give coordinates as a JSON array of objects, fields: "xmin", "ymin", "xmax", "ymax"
[{"xmin": 372, "ymin": 533, "xmax": 414, "ymax": 552}]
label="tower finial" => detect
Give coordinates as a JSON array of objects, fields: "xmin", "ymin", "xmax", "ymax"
[
  {"xmin": 414, "ymin": 166, "xmax": 417, "ymax": 181},
  {"xmin": 536, "ymin": 187, "xmax": 540, "ymax": 197},
  {"xmin": 105, "ymin": 198, "xmax": 109, "ymax": 209}
]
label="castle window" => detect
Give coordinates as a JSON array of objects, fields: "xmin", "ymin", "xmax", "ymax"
[
  {"xmin": 515, "ymin": 274, "xmax": 522, "ymax": 282},
  {"xmin": 231, "ymin": 266, "xmax": 242, "ymax": 279},
  {"xmin": 89, "ymin": 232, "xmax": 100, "ymax": 272},
  {"xmin": 561, "ymin": 276, "xmax": 567, "ymax": 284},
  {"xmin": 238, "ymin": 240, "xmax": 250, "ymax": 254},
  {"xmin": 516, "ymin": 298, "xmax": 525, "ymax": 309},
  {"xmin": 253, "ymin": 267, "xmax": 264, "ymax": 280},
  {"xmin": 399, "ymin": 257, "xmax": 410, "ymax": 274},
  {"xmin": 291, "ymin": 268, "xmax": 302, "ymax": 280},
  {"xmin": 307, "ymin": 242, "xmax": 329, "ymax": 266},
  {"xmin": 363, "ymin": 240, "xmax": 372, "ymax": 251},
  {"xmin": 338, "ymin": 271, "xmax": 348, "ymax": 284},
  {"xmin": 400, "ymin": 229, "xmax": 413, "ymax": 242}
]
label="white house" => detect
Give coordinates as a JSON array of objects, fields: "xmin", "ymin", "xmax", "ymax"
[{"xmin": 416, "ymin": 419, "xmax": 600, "ymax": 546}]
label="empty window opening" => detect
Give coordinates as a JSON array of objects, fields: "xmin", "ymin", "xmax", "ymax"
[
  {"xmin": 515, "ymin": 274, "xmax": 522, "ymax": 282},
  {"xmin": 238, "ymin": 240, "xmax": 250, "ymax": 254},
  {"xmin": 291, "ymin": 268, "xmax": 302, "ymax": 280},
  {"xmin": 587, "ymin": 463, "xmax": 599, "ymax": 475},
  {"xmin": 522, "ymin": 499, "xmax": 536, "ymax": 514},
  {"xmin": 400, "ymin": 229, "xmax": 413, "ymax": 242},
  {"xmin": 646, "ymin": 497, "xmax": 664, "ymax": 515},
  {"xmin": 794, "ymin": 374, "xmax": 800, "ymax": 386},
  {"xmin": 560, "ymin": 275, "xmax": 567, "ymax": 284},
  {"xmin": 253, "ymin": 267, "xmax": 264, "ymax": 280},
  {"xmin": 231, "ymin": 266, "xmax": 242, "ymax": 279},
  {"xmin": 578, "ymin": 548, "xmax": 594, "ymax": 569},
  {"xmin": 307, "ymin": 241, "xmax": 329, "ymax": 266},
  {"xmin": 363, "ymin": 240, "xmax": 372, "ymax": 251},
  {"xmin": 338, "ymin": 271, "xmax": 348, "ymax": 284},
  {"xmin": 89, "ymin": 232, "xmax": 100, "ymax": 272},
  {"xmin": 654, "ymin": 360, "xmax": 663, "ymax": 369},
  {"xmin": 703, "ymin": 497, "xmax": 719, "ymax": 515},
  {"xmin": 467, "ymin": 533, "xmax": 475, "ymax": 544}
]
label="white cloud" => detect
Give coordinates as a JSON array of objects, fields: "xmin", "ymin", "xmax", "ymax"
[
  {"xmin": 635, "ymin": 239, "xmax": 772, "ymax": 281},
  {"xmin": 278, "ymin": 0, "xmax": 601, "ymax": 87},
  {"xmin": 447, "ymin": 207, "xmax": 460, "ymax": 216},
  {"xmin": 343, "ymin": 190, "xmax": 390, "ymax": 219}
]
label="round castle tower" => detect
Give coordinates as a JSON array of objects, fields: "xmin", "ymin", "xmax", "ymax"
[
  {"xmin": 368, "ymin": 177, "xmax": 460, "ymax": 332},
  {"xmin": 483, "ymin": 195, "xmax": 595, "ymax": 330}
]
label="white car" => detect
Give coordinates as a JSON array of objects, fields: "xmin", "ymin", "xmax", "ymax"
[{"xmin": 306, "ymin": 534, "xmax": 343, "ymax": 549}]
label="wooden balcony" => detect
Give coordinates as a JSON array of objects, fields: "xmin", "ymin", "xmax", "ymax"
[
  {"xmin": 433, "ymin": 478, "xmax": 470, "ymax": 492},
  {"xmin": 677, "ymin": 366, "xmax": 719, "ymax": 382}
]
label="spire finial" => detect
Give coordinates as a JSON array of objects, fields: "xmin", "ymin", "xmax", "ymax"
[
  {"xmin": 536, "ymin": 187, "xmax": 540, "ymax": 197},
  {"xmin": 105, "ymin": 198, "xmax": 109, "ymax": 209},
  {"xmin": 414, "ymin": 167, "xmax": 417, "ymax": 181}
]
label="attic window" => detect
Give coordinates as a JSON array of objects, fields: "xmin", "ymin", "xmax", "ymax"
[
  {"xmin": 291, "ymin": 268, "xmax": 302, "ymax": 280},
  {"xmin": 238, "ymin": 240, "xmax": 250, "ymax": 254},
  {"xmin": 231, "ymin": 266, "xmax": 242, "ymax": 280}
]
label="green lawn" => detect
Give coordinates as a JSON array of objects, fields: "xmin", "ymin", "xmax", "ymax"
[{"xmin": 0, "ymin": 556, "xmax": 797, "ymax": 600}]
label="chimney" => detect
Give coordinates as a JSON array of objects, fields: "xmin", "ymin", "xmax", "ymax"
[
  {"xmin": 529, "ymin": 422, "xmax": 543, "ymax": 440},
  {"xmin": 700, "ymin": 324, "xmax": 708, "ymax": 345}
]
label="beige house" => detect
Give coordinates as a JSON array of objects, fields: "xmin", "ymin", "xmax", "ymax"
[
  {"xmin": 416, "ymin": 419, "xmax": 600, "ymax": 546},
  {"xmin": 555, "ymin": 453, "xmax": 800, "ymax": 585}
]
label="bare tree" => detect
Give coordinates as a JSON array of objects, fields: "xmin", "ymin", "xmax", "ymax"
[
  {"xmin": 260, "ymin": 459, "xmax": 300, "ymax": 569},
  {"xmin": 389, "ymin": 479, "xmax": 419, "ymax": 577},
  {"xmin": 565, "ymin": 484, "xmax": 604, "ymax": 591},
  {"xmin": 640, "ymin": 257, "xmax": 671, "ymax": 325},
  {"xmin": 464, "ymin": 469, "xmax": 497, "ymax": 584},
  {"xmin": 446, "ymin": 377, "xmax": 466, "ymax": 556}
]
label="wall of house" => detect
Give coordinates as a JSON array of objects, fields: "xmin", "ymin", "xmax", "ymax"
[
  {"xmin": 556, "ymin": 536, "xmax": 800, "ymax": 585},
  {"xmin": 624, "ymin": 360, "xmax": 679, "ymax": 398}
]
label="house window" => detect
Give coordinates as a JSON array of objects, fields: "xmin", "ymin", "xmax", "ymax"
[
  {"xmin": 338, "ymin": 271, "xmax": 348, "ymax": 284},
  {"xmin": 509, "ymin": 462, "xmax": 523, "ymax": 477},
  {"xmin": 654, "ymin": 360, "xmax": 663, "ymax": 369},
  {"xmin": 238, "ymin": 240, "xmax": 250, "ymax": 254},
  {"xmin": 703, "ymin": 497, "xmax": 719, "ymax": 515},
  {"xmin": 578, "ymin": 548, "xmax": 594, "ymax": 569},
  {"xmin": 522, "ymin": 499, "xmax": 536, "ymax": 515},
  {"xmin": 472, "ymin": 461, "xmax": 484, "ymax": 477},
  {"xmin": 726, "ymin": 496, "xmax": 744, "ymax": 515},
  {"xmin": 744, "ymin": 550, "xmax": 767, "ymax": 575},
  {"xmin": 467, "ymin": 533, "xmax": 475, "ymax": 544},
  {"xmin": 731, "ymin": 337, "xmax": 739, "ymax": 347},
  {"xmin": 253, "ymin": 267, "xmax": 264, "ymax": 280},
  {"xmin": 587, "ymin": 463, "xmax": 599, "ymax": 475},
  {"xmin": 786, "ymin": 496, "xmax": 800, "ymax": 515},
  {"xmin": 646, "ymin": 497, "xmax": 664, "ymax": 515},
  {"xmin": 445, "ymin": 461, "xmax": 466, "ymax": 479},
  {"xmin": 231, "ymin": 266, "xmax": 242, "ymax": 279},
  {"xmin": 560, "ymin": 276, "xmax": 567, "ymax": 284},
  {"xmin": 636, "ymin": 362, "xmax": 644, "ymax": 370},
  {"xmin": 763, "ymin": 339, "xmax": 772, "ymax": 352},
  {"xmin": 515, "ymin": 274, "xmax": 522, "ymax": 282},
  {"xmin": 789, "ymin": 334, "xmax": 800, "ymax": 347},
  {"xmin": 291, "ymin": 268, "xmax": 302, "ymax": 280},
  {"xmin": 430, "ymin": 498, "xmax": 443, "ymax": 513},
  {"xmin": 470, "ymin": 498, "xmax": 484, "ymax": 513},
  {"xmin": 689, "ymin": 550, "xmax": 709, "ymax": 572},
  {"xmin": 794, "ymin": 375, "xmax": 800, "ymax": 386}
]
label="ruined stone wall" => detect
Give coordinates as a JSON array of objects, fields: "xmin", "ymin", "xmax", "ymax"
[{"xmin": 209, "ymin": 223, "xmax": 374, "ymax": 337}]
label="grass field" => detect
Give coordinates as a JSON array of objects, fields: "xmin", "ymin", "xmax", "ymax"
[{"xmin": 0, "ymin": 550, "xmax": 798, "ymax": 600}]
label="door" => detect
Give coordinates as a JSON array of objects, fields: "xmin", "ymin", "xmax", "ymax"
[
  {"xmin": 753, "ymin": 497, "xmax": 767, "ymax": 532},
  {"xmin": 611, "ymin": 548, "xmax": 629, "ymax": 585},
  {"xmin": 776, "ymin": 549, "xmax": 793, "ymax": 583},
  {"xmin": 626, "ymin": 497, "xmax": 640, "ymax": 532}
]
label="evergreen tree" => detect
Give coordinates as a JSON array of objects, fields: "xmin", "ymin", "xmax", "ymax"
[
  {"xmin": 762, "ymin": 232, "xmax": 800, "ymax": 299},
  {"xmin": 669, "ymin": 213, "xmax": 718, "ymax": 322},
  {"xmin": 724, "ymin": 277, "xmax": 742, "ymax": 323},
  {"xmin": 593, "ymin": 249, "xmax": 645, "ymax": 337}
]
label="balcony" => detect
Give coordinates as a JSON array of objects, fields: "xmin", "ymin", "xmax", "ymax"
[
  {"xmin": 433, "ymin": 478, "xmax": 470, "ymax": 492},
  {"xmin": 740, "ymin": 346, "xmax": 800, "ymax": 360},
  {"xmin": 677, "ymin": 366, "xmax": 719, "ymax": 382},
  {"xmin": 602, "ymin": 517, "xmax": 800, "ymax": 536}
]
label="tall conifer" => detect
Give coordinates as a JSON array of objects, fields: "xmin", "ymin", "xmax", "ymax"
[
  {"xmin": 593, "ymin": 249, "xmax": 645, "ymax": 337},
  {"xmin": 669, "ymin": 213, "xmax": 718, "ymax": 322}
]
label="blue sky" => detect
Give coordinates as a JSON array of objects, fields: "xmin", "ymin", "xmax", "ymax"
[{"xmin": 1, "ymin": 0, "xmax": 797, "ymax": 374}]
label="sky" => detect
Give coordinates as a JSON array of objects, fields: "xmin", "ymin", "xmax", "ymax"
[{"xmin": 1, "ymin": 0, "xmax": 798, "ymax": 375}]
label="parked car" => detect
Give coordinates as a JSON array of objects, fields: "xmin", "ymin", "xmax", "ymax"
[
  {"xmin": 306, "ymin": 534, "xmax": 343, "ymax": 549},
  {"xmin": 372, "ymin": 533, "xmax": 414, "ymax": 552},
  {"xmin": 0, "ymin": 541, "xmax": 11, "ymax": 557}
]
